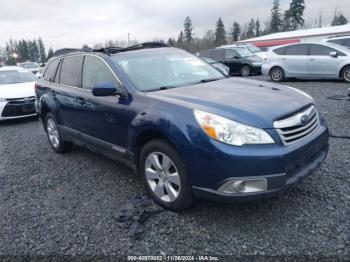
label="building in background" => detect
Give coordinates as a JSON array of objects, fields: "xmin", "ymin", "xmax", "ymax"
[{"xmin": 237, "ymin": 24, "xmax": 350, "ymax": 50}]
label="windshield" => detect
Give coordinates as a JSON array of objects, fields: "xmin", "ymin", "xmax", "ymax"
[
  {"xmin": 233, "ymin": 47, "xmax": 254, "ymax": 57},
  {"xmin": 112, "ymin": 48, "xmax": 225, "ymax": 91},
  {"xmin": 20, "ymin": 63, "xmax": 38, "ymax": 69},
  {"xmin": 247, "ymin": 45, "xmax": 261, "ymax": 53},
  {"xmin": 0, "ymin": 70, "xmax": 37, "ymax": 85}
]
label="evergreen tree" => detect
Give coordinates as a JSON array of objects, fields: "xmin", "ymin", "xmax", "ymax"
[
  {"xmin": 177, "ymin": 31, "xmax": 185, "ymax": 48},
  {"xmin": 47, "ymin": 48, "xmax": 54, "ymax": 60},
  {"xmin": 255, "ymin": 19, "xmax": 261, "ymax": 37},
  {"xmin": 283, "ymin": 10, "xmax": 293, "ymax": 31},
  {"xmin": 38, "ymin": 37, "xmax": 46, "ymax": 63},
  {"xmin": 167, "ymin": 38, "xmax": 175, "ymax": 46},
  {"xmin": 270, "ymin": 0, "xmax": 283, "ymax": 33},
  {"xmin": 246, "ymin": 18, "xmax": 256, "ymax": 39},
  {"xmin": 231, "ymin": 22, "xmax": 241, "ymax": 42},
  {"xmin": 331, "ymin": 12, "xmax": 348, "ymax": 26},
  {"xmin": 287, "ymin": 0, "xmax": 306, "ymax": 30},
  {"xmin": 184, "ymin": 16, "xmax": 193, "ymax": 43},
  {"xmin": 215, "ymin": 17, "xmax": 227, "ymax": 46}
]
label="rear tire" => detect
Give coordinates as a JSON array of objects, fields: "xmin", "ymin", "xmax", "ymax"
[
  {"xmin": 45, "ymin": 113, "xmax": 73, "ymax": 153},
  {"xmin": 139, "ymin": 139, "xmax": 194, "ymax": 211},
  {"xmin": 269, "ymin": 66, "xmax": 285, "ymax": 82},
  {"xmin": 341, "ymin": 65, "xmax": 350, "ymax": 83},
  {"xmin": 240, "ymin": 65, "xmax": 251, "ymax": 77}
]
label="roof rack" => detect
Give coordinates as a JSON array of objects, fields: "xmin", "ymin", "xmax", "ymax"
[{"xmin": 53, "ymin": 42, "xmax": 170, "ymax": 57}]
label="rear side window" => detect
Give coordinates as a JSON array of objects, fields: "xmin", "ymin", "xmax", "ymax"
[
  {"xmin": 273, "ymin": 46, "xmax": 287, "ymax": 55},
  {"xmin": 211, "ymin": 49, "xmax": 224, "ymax": 61},
  {"xmin": 59, "ymin": 56, "xmax": 83, "ymax": 87},
  {"xmin": 82, "ymin": 56, "xmax": 121, "ymax": 90},
  {"xmin": 328, "ymin": 39, "xmax": 344, "ymax": 45},
  {"xmin": 43, "ymin": 59, "xmax": 60, "ymax": 82},
  {"xmin": 285, "ymin": 45, "xmax": 309, "ymax": 55}
]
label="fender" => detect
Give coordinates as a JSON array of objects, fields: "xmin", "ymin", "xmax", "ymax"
[{"xmin": 38, "ymin": 93, "xmax": 59, "ymax": 120}]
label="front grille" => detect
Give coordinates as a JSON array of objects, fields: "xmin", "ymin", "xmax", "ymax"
[
  {"xmin": 6, "ymin": 96, "xmax": 36, "ymax": 105},
  {"xmin": 274, "ymin": 105, "xmax": 320, "ymax": 145},
  {"xmin": 2, "ymin": 97, "xmax": 36, "ymax": 117}
]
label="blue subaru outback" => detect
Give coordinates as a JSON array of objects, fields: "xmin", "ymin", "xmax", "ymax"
[{"xmin": 35, "ymin": 43, "xmax": 329, "ymax": 211}]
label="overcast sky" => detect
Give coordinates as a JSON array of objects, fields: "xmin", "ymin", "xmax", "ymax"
[{"xmin": 1, "ymin": 0, "xmax": 349, "ymax": 50}]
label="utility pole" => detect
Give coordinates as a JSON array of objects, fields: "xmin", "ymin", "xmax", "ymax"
[{"xmin": 128, "ymin": 33, "xmax": 132, "ymax": 46}]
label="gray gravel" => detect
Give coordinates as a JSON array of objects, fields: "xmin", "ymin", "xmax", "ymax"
[{"xmin": 0, "ymin": 77, "xmax": 349, "ymax": 261}]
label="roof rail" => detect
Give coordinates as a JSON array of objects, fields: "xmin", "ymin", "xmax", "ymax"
[
  {"xmin": 327, "ymin": 34, "xmax": 350, "ymax": 39},
  {"xmin": 53, "ymin": 47, "xmax": 93, "ymax": 56},
  {"xmin": 53, "ymin": 42, "xmax": 170, "ymax": 57},
  {"xmin": 121, "ymin": 42, "xmax": 170, "ymax": 52}
]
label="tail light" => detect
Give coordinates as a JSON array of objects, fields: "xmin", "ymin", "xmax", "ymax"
[{"xmin": 34, "ymin": 83, "xmax": 39, "ymax": 92}]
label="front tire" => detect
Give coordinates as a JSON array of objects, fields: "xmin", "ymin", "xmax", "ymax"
[
  {"xmin": 45, "ymin": 113, "xmax": 73, "ymax": 153},
  {"xmin": 269, "ymin": 66, "xmax": 285, "ymax": 82},
  {"xmin": 341, "ymin": 65, "xmax": 350, "ymax": 83},
  {"xmin": 139, "ymin": 139, "xmax": 193, "ymax": 211},
  {"xmin": 240, "ymin": 65, "xmax": 251, "ymax": 76}
]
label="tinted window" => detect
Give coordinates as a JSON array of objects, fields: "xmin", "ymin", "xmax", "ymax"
[
  {"xmin": 59, "ymin": 56, "xmax": 83, "ymax": 87},
  {"xmin": 344, "ymin": 39, "xmax": 350, "ymax": 47},
  {"xmin": 310, "ymin": 44, "xmax": 344, "ymax": 56},
  {"xmin": 328, "ymin": 39, "xmax": 344, "ymax": 45},
  {"xmin": 273, "ymin": 47, "xmax": 287, "ymax": 55},
  {"xmin": 82, "ymin": 56, "xmax": 121, "ymax": 90},
  {"xmin": 43, "ymin": 59, "xmax": 60, "ymax": 82},
  {"xmin": 224, "ymin": 49, "xmax": 238, "ymax": 59},
  {"xmin": 285, "ymin": 45, "xmax": 309, "ymax": 55},
  {"xmin": 210, "ymin": 49, "xmax": 224, "ymax": 61}
]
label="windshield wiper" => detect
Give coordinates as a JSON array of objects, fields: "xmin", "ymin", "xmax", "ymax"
[
  {"xmin": 146, "ymin": 86, "xmax": 176, "ymax": 92},
  {"xmin": 198, "ymin": 78, "xmax": 223, "ymax": 83}
]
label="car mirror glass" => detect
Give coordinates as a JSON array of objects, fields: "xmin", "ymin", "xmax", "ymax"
[{"xmin": 92, "ymin": 81, "xmax": 117, "ymax": 96}]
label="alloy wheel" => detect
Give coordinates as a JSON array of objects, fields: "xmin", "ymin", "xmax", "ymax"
[
  {"xmin": 344, "ymin": 68, "xmax": 350, "ymax": 82},
  {"xmin": 241, "ymin": 66, "xmax": 251, "ymax": 76},
  {"xmin": 271, "ymin": 68, "xmax": 283, "ymax": 81},
  {"xmin": 144, "ymin": 152, "xmax": 181, "ymax": 202},
  {"xmin": 47, "ymin": 118, "xmax": 60, "ymax": 148}
]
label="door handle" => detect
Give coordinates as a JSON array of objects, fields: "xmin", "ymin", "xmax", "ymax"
[
  {"xmin": 76, "ymin": 96, "xmax": 86, "ymax": 105},
  {"xmin": 310, "ymin": 58, "xmax": 315, "ymax": 61}
]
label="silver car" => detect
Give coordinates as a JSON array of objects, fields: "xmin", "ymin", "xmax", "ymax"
[{"xmin": 262, "ymin": 42, "xmax": 350, "ymax": 82}]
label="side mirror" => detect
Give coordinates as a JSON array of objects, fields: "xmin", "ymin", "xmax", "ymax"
[
  {"xmin": 330, "ymin": 52, "xmax": 338, "ymax": 58},
  {"xmin": 92, "ymin": 81, "xmax": 117, "ymax": 96},
  {"xmin": 234, "ymin": 56, "xmax": 240, "ymax": 60}
]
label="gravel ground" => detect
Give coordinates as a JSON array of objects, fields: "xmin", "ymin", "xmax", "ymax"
[{"xmin": 0, "ymin": 77, "xmax": 349, "ymax": 261}]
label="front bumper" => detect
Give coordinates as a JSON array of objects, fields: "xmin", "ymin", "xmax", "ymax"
[
  {"xmin": 192, "ymin": 144, "xmax": 328, "ymax": 202},
  {"xmin": 186, "ymin": 122, "xmax": 329, "ymax": 202}
]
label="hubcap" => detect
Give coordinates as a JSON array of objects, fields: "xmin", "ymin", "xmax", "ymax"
[
  {"xmin": 145, "ymin": 152, "xmax": 181, "ymax": 202},
  {"xmin": 242, "ymin": 66, "xmax": 250, "ymax": 76},
  {"xmin": 47, "ymin": 118, "xmax": 60, "ymax": 148},
  {"xmin": 271, "ymin": 68, "xmax": 282, "ymax": 81},
  {"xmin": 344, "ymin": 68, "xmax": 350, "ymax": 81}
]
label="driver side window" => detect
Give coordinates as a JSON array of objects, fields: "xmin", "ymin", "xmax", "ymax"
[
  {"xmin": 82, "ymin": 56, "xmax": 121, "ymax": 90},
  {"xmin": 225, "ymin": 49, "xmax": 238, "ymax": 59}
]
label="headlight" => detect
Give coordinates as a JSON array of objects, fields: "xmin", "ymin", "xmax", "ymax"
[{"xmin": 194, "ymin": 110, "xmax": 274, "ymax": 146}]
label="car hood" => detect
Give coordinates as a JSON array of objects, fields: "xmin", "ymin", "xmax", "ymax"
[
  {"xmin": 148, "ymin": 78, "xmax": 313, "ymax": 128},
  {"xmin": 0, "ymin": 82, "xmax": 36, "ymax": 99}
]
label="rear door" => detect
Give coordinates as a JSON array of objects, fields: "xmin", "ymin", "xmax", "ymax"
[
  {"xmin": 282, "ymin": 44, "xmax": 309, "ymax": 77},
  {"xmin": 54, "ymin": 55, "xmax": 85, "ymax": 132},
  {"xmin": 308, "ymin": 44, "xmax": 346, "ymax": 77}
]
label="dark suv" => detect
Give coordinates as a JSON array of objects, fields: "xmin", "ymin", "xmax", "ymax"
[
  {"xmin": 199, "ymin": 47, "xmax": 263, "ymax": 76},
  {"xmin": 36, "ymin": 43, "xmax": 329, "ymax": 211}
]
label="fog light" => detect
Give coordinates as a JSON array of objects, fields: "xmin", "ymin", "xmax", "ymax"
[{"xmin": 218, "ymin": 178, "xmax": 267, "ymax": 194}]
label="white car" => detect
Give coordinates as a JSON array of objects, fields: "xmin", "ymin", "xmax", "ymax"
[
  {"xmin": 262, "ymin": 42, "xmax": 350, "ymax": 82},
  {"xmin": 0, "ymin": 66, "xmax": 38, "ymax": 120},
  {"xmin": 18, "ymin": 62, "xmax": 40, "ymax": 75}
]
